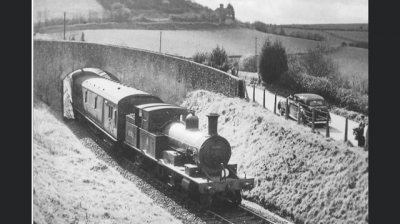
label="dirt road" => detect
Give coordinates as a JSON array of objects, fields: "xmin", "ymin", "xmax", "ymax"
[{"xmin": 246, "ymin": 84, "xmax": 368, "ymax": 147}]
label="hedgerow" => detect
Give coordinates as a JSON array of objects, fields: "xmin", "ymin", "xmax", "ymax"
[
  {"xmin": 279, "ymin": 71, "xmax": 368, "ymax": 115},
  {"xmin": 239, "ymin": 54, "xmax": 257, "ymax": 72}
]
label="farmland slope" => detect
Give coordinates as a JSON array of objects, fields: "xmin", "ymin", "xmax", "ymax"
[
  {"xmin": 35, "ymin": 28, "xmax": 318, "ymax": 56},
  {"xmin": 33, "ymin": 0, "xmax": 103, "ymax": 22},
  {"xmin": 181, "ymin": 90, "xmax": 368, "ymax": 224},
  {"xmin": 33, "ymin": 99, "xmax": 181, "ymax": 224}
]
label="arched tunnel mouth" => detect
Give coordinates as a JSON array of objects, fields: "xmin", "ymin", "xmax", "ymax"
[{"xmin": 62, "ymin": 68, "xmax": 119, "ymax": 119}]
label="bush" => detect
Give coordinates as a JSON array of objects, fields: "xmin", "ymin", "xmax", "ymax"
[
  {"xmin": 239, "ymin": 54, "xmax": 257, "ymax": 72},
  {"xmin": 341, "ymin": 41, "xmax": 348, "ymax": 47},
  {"xmin": 192, "ymin": 52, "xmax": 209, "ymax": 64},
  {"xmin": 300, "ymin": 43, "xmax": 339, "ymax": 78},
  {"xmin": 258, "ymin": 39, "xmax": 289, "ymax": 83},
  {"xmin": 111, "ymin": 2, "xmax": 131, "ymax": 22},
  {"xmin": 210, "ymin": 45, "xmax": 229, "ymax": 71}
]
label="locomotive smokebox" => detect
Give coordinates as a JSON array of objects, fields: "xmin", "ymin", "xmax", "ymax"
[{"xmin": 207, "ymin": 113, "xmax": 220, "ymax": 136}]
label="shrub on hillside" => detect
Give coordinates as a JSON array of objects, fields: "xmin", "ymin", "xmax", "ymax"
[
  {"xmin": 239, "ymin": 54, "xmax": 257, "ymax": 73},
  {"xmin": 258, "ymin": 39, "xmax": 289, "ymax": 83},
  {"xmin": 349, "ymin": 41, "xmax": 368, "ymax": 49},
  {"xmin": 192, "ymin": 52, "xmax": 209, "ymax": 64},
  {"xmin": 111, "ymin": 2, "xmax": 131, "ymax": 22},
  {"xmin": 210, "ymin": 45, "xmax": 229, "ymax": 72},
  {"xmin": 300, "ymin": 43, "xmax": 339, "ymax": 79}
]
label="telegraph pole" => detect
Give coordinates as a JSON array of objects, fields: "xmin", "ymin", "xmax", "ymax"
[
  {"xmin": 63, "ymin": 12, "xmax": 66, "ymax": 40},
  {"xmin": 159, "ymin": 31, "xmax": 162, "ymax": 52},
  {"xmin": 255, "ymin": 37, "xmax": 257, "ymax": 67}
]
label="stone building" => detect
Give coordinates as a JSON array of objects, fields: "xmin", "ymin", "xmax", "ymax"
[{"xmin": 215, "ymin": 3, "xmax": 234, "ymax": 23}]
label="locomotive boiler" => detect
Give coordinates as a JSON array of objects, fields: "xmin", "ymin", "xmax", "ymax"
[{"xmin": 67, "ymin": 68, "xmax": 254, "ymax": 207}]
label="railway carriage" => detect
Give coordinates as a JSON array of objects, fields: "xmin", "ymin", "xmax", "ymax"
[
  {"xmin": 69, "ymin": 68, "xmax": 163, "ymax": 144},
  {"xmin": 68, "ymin": 68, "xmax": 254, "ymax": 207}
]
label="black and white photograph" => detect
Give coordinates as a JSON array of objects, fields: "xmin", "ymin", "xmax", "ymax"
[{"xmin": 33, "ymin": 0, "xmax": 369, "ymax": 223}]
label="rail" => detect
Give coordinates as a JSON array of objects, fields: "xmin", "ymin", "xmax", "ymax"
[{"xmin": 79, "ymin": 120, "xmax": 280, "ymax": 224}]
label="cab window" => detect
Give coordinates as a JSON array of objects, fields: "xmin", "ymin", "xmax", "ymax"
[{"xmin": 308, "ymin": 100, "xmax": 325, "ymax": 106}]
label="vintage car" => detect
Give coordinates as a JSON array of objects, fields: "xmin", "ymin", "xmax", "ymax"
[{"xmin": 277, "ymin": 93, "xmax": 331, "ymax": 125}]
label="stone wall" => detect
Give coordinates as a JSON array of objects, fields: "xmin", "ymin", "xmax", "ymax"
[{"xmin": 33, "ymin": 40, "xmax": 244, "ymax": 111}]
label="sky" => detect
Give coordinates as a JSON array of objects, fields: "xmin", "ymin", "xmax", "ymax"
[{"xmin": 194, "ymin": 0, "xmax": 368, "ymax": 25}]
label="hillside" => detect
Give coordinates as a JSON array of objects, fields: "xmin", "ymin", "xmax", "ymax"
[
  {"xmin": 33, "ymin": 99, "xmax": 182, "ymax": 224},
  {"xmin": 33, "ymin": 0, "xmax": 104, "ymax": 22},
  {"xmin": 35, "ymin": 28, "xmax": 318, "ymax": 56},
  {"xmin": 181, "ymin": 90, "xmax": 368, "ymax": 224}
]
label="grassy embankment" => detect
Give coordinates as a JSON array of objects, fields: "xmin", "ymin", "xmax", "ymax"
[
  {"xmin": 181, "ymin": 90, "xmax": 368, "ymax": 224},
  {"xmin": 33, "ymin": 98, "xmax": 181, "ymax": 224}
]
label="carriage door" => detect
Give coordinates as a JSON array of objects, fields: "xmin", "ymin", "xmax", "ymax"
[
  {"xmin": 103, "ymin": 102, "xmax": 116, "ymax": 137},
  {"xmin": 289, "ymin": 99, "xmax": 299, "ymax": 119}
]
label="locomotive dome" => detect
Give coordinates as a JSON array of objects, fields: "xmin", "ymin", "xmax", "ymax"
[{"xmin": 185, "ymin": 114, "xmax": 199, "ymax": 130}]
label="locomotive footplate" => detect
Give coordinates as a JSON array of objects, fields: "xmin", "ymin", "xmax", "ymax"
[{"xmin": 160, "ymin": 163, "xmax": 255, "ymax": 194}]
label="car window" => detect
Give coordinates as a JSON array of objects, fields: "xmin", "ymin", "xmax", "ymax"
[{"xmin": 308, "ymin": 100, "xmax": 325, "ymax": 106}]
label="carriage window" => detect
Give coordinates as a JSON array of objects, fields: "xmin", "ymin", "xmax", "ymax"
[
  {"xmin": 94, "ymin": 96, "xmax": 98, "ymax": 109},
  {"xmin": 84, "ymin": 91, "xmax": 88, "ymax": 103},
  {"xmin": 114, "ymin": 110, "xmax": 117, "ymax": 126},
  {"xmin": 108, "ymin": 106, "xmax": 113, "ymax": 118}
]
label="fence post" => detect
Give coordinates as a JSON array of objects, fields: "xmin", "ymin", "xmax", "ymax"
[
  {"xmin": 253, "ymin": 84, "xmax": 255, "ymax": 102},
  {"xmin": 274, "ymin": 94, "xmax": 277, "ymax": 114},
  {"xmin": 61, "ymin": 79, "xmax": 64, "ymax": 119},
  {"xmin": 364, "ymin": 127, "xmax": 368, "ymax": 151},
  {"xmin": 326, "ymin": 112, "xmax": 330, "ymax": 137},
  {"xmin": 297, "ymin": 103, "xmax": 301, "ymax": 124},
  {"xmin": 263, "ymin": 89, "xmax": 265, "ymax": 108},
  {"xmin": 285, "ymin": 99, "xmax": 289, "ymax": 120},
  {"xmin": 344, "ymin": 117, "xmax": 348, "ymax": 142},
  {"xmin": 311, "ymin": 108, "xmax": 315, "ymax": 133}
]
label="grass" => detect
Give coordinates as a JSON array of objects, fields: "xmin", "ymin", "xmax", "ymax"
[
  {"xmin": 283, "ymin": 23, "xmax": 368, "ymax": 31},
  {"xmin": 182, "ymin": 90, "xmax": 369, "ymax": 224},
  {"xmin": 324, "ymin": 30, "xmax": 368, "ymax": 43},
  {"xmin": 33, "ymin": 98, "xmax": 182, "ymax": 224},
  {"xmin": 328, "ymin": 47, "xmax": 368, "ymax": 95},
  {"xmin": 33, "ymin": 0, "xmax": 103, "ymax": 22},
  {"xmin": 36, "ymin": 28, "xmax": 318, "ymax": 57}
]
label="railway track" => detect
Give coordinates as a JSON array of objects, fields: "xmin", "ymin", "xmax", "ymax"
[{"xmin": 81, "ymin": 121, "xmax": 280, "ymax": 224}]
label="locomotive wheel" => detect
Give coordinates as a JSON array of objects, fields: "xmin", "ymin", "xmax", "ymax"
[
  {"xmin": 226, "ymin": 190, "xmax": 242, "ymax": 207},
  {"xmin": 200, "ymin": 195, "xmax": 213, "ymax": 208}
]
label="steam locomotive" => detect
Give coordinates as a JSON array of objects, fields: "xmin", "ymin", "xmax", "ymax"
[{"xmin": 67, "ymin": 68, "xmax": 254, "ymax": 207}]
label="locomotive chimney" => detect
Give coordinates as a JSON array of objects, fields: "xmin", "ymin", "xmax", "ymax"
[
  {"xmin": 207, "ymin": 113, "xmax": 220, "ymax": 136},
  {"xmin": 220, "ymin": 3, "xmax": 223, "ymax": 9}
]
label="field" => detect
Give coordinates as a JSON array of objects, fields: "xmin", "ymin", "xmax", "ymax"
[
  {"xmin": 329, "ymin": 47, "xmax": 368, "ymax": 79},
  {"xmin": 36, "ymin": 28, "xmax": 319, "ymax": 57},
  {"xmin": 283, "ymin": 23, "xmax": 368, "ymax": 31},
  {"xmin": 33, "ymin": 0, "xmax": 103, "ymax": 22}
]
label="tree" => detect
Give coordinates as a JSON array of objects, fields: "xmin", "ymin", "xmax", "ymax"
[
  {"xmin": 210, "ymin": 45, "xmax": 229, "ymax": 72},
  {"xmin": 227, "ymin": 3, "xmax": 235, "ymax": 20},
  {"xmin": 279, "ymin": 27, "xmax": 286, "ymax": 36},
  {"xmin": 258, "ymin": 38, "xmax": 289, "ymax": 83},
  {"xmin": 300, "ymin": 43, "xmax": 339, "ymax": 78},
  {"xmin": 111, "ymin": 2, "xmax": 131, "ymax": 22}
]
